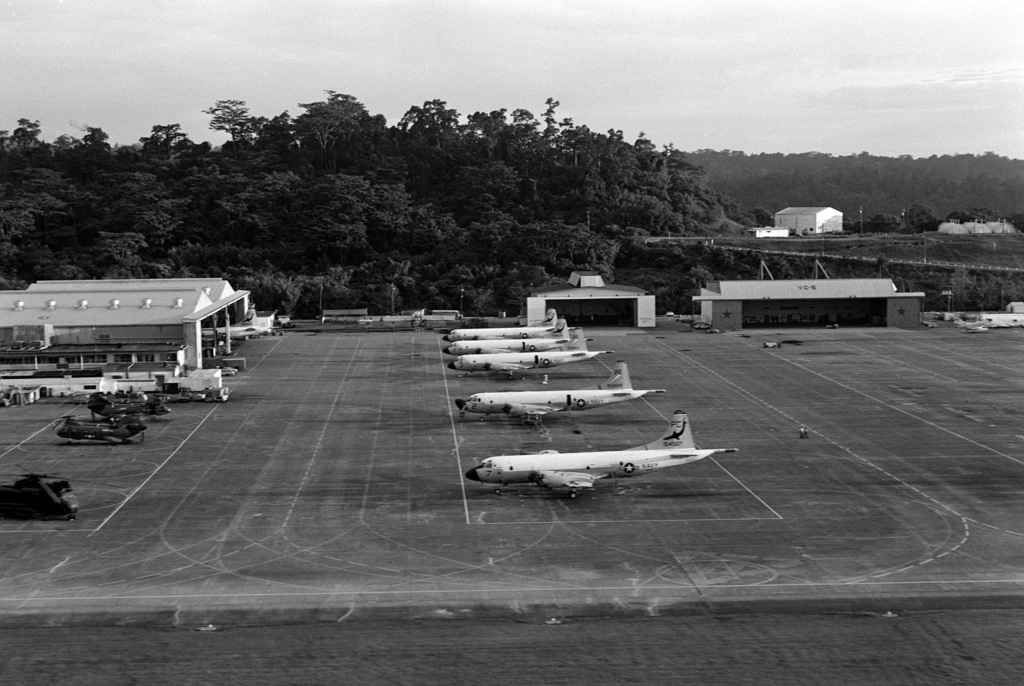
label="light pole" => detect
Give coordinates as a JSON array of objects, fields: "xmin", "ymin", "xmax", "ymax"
[{"xmin": 459, "ymin": 288, "xmax": 464, "ymax": 316}]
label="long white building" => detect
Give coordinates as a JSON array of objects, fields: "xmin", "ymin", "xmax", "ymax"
[{"xmin": 0, "ymin": 278, "xmax": 251, "ymax": 372}]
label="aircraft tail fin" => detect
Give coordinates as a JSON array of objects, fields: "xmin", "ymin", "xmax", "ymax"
[
  {"xmin": 566, "ymin": 327, "xmax": 587, "ymax": 351},
  {"xmin": 641, "ymin": 410, "xmax": 694, "ymax": 450},
  {"xmin": 597, "ymin": 361, "xmax": 631, "ymax": 390},
  {"xmin": 544, "ymin": 308, "xmax": 558, "ymax": 324}
]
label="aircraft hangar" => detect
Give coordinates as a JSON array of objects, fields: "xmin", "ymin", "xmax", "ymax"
[
  {"xmin": 0, "ymin": 278, "xmax": 251, "ymax": 372},
  {"xmin": 526, "ymin": 271, "xmax": 656, "ymax": 327},
  {"xmin": 694, "ymin": 278, "xmax": 925, "ymax": 330}
]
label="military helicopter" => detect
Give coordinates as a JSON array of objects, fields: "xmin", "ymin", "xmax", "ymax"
[
  {"xmin": 56, "ymin": 415, "xmax": 147, "ymax": 444},
  {"xmin": 0, "ymin": 473, "xmax": 79, "ymax": 520},
  {"xmin": 87, "ymin": 392, "xmax": 169, "ymax": 420}
]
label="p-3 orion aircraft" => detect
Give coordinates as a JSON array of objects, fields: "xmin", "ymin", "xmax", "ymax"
[
  {"xmin": 442, "ymin": 309, "xmax": 564, "ymax": 342},
  {"xmin": 454, "ymin": 361, "xmax": 665, "ymax": 420},
  {"xmin": 464, "ymin": 410, "xmax": 736, "ymax": 498},
  {"xmin": 446, "ymin": 331, "xmax": 609, "ymax": 376},
  {"xmin": 442, "ymin": 328, "xmax": 585, "ymax": 357}
]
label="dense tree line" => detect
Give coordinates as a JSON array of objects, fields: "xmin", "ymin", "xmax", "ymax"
[
  {"xmin": 0, "ymin": 96, "xmax": 738, "ymax": 316},
  {"xmin": 2, "ymin": 97, "xmax": 1022, "ymax": 316},
  {"xmin": 686, "ymin": 150, "xmax": 1024, "ymax": 232}
]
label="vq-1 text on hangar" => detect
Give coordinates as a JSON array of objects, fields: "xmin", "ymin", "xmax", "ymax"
[{"xmin": 694, "ymin": 278, "xmax": 924, "ymax": 330}]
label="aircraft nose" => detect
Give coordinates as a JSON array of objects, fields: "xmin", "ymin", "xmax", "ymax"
[
  {"xmin": 464, "ymin": 467, "xmax": 481, "ymax": 482},
  {"xmin": 455, "ymin": 399, "xmax": 466, "ymax": 410},
  {"xmin": 442, "ymin": 335, "xmax": 451, "ymax": 342},
  {"xmin": 447, "ymin": 361, "xmax": 457, "ymax": 369}
]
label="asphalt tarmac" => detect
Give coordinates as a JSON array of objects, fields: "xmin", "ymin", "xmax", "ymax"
[{"xmin": 2, "ymin": 322, "xmax": 1023, "ymax": 681}]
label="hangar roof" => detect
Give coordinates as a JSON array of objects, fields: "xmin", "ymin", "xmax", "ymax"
[
  {"xmin": 1, "ymin": 278, "xmax": 247, "ymax": 327},
  {"xmin": 531, "ymin": 283, "xmax": 649, "ymax": 297},
  {"xmin": 775, "ymin": 207, "xmax": 840, "ymax": 215},
  {"xmin": 696, "ymin": 278, "xmax": 924, "ymax": 301}
]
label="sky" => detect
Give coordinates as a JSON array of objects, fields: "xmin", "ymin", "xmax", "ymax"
[{"xmin": 2, "ymin": 0, "xmax": 1023, "ymax": 158}]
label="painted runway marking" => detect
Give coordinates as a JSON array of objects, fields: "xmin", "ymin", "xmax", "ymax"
[
  {"xmin": 91, "ymin": 405, "xmax": 221, "ymax": 532},
  {"xmin": 0, "ymin": 414, "xmax": 67, "ymax": 460},
  {"xmin": 286, "ymin": 335, "xmax": 360, "ymax": 530},
  {"xmin": 653, "ymin": 336, "xmax": 977, "ymax": 577},
  {"xmin": 440, "ymin": 336, "xmax": 472, "ymax": 525},
  {"xmin": 47, "ymin": 557, "xmax": 70, "ymax": 574}
]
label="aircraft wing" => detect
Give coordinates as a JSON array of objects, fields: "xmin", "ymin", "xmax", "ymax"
[
  {"xmin": 666, "ymin": 449, "xmax": 738, "ymax": 465},
  {"xmin": 482, "ymin": 360, "xmax": 531, "ymax": 371},
  {"xmin": 505, "ymin": 403, "xmax": 561, "ymax": 416},
  {"xmin": 535, "ymin": 471, "xmax": 603, "ymax": 490}
]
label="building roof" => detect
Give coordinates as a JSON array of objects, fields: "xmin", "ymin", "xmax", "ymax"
[
  {"xmin": 695, "ymin": 278, "xmax": 924, "ymax": 301},
  {"xmin": 1, "ymin": 279, "xmax": 247, "ymax": 327},
  {"xmin": 530, "ymin": 283, "xmax": 649, "ymax": 297},
  {"xmin": 775, "ymin": 207, "xmax": 840, "ymax": 215}
]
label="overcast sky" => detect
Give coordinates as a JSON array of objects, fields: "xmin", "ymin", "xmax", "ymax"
[{"xmin": 3, "ymin": 0, "xmax": 1022, "ymax": 158}]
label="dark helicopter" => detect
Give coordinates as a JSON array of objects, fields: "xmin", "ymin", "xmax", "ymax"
[
  {"xmin": 0, "ymin": 473, "xmax": 79, "ymax": 520},
  {"xmin": 56, "ymin": 415, "xmax": 147, "ymax": 444},
  {"xmin": 87, "ymin": 392, "xmax": 169, "ymax": 419}
]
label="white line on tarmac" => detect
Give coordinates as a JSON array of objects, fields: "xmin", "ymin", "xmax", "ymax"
[
  {"xmin": 440, "ymin": 336, "xmax": 472, "ymax": 525},
  {"xmin": 91, "ymin": 405, "xmax": 220, "ymax": 532},
  {"xmin": 0, "ymin": 415, "xmax": 67, "ymax": 461}
]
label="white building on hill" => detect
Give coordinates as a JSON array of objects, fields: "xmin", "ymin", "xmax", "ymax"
[{"xmin": 774, "ymin": 207, "xmax": 843, "ymax": 235}]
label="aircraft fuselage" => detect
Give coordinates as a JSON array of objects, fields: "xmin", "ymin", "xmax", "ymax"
[
  {"xmin": 456, "ymin": 388, "xmax": 654, "ymax": 415},
  {"xmin": 465, "ymin": 448, "xmax": 717, "ymax": 486},
  {"xmin": 443, "ymin": 336, "xmax": 570, "ymax": 356},
  {"xmin": 447, "ymin": 350, "xmax": 607, "ymax": 373},
  {"xmin": 443, "ymin": 325, "xmax": 562, "ymax": 342}
]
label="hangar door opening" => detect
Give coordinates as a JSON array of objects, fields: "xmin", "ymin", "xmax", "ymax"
[
  {"xmin": 545, "ymin": 299, "xmax": 637, "ymax": 326},
  {"xmin": 740, "ymin": 298, "xmax": 888, "ymax": 327}
]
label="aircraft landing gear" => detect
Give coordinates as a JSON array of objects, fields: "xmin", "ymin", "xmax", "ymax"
[
  {"xmin": 494, "ymin": 488, "xmax": 502, "ymax": 494},
  {"xmin": 568, "ymin": 490, "xmax": 578, "ymax": 499}
]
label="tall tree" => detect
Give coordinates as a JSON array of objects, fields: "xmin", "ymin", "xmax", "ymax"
[
  {"xmin": 204, "ymin": 99, "xmax": 259, "ymax": 156},
  {"xmin": 139, "ymin": 124, "xmax": 193, "ymax": 160},
  {"xmin": 295, "ymin": 91, "xmax": 371, "ymax": 173}
]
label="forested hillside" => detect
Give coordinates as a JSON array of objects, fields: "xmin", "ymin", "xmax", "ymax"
[
  {"xmin": 685, "ymin": 150, "xmax": 1024, "ymax": 231},
  {"xmin": 2, "ymin": 94, "xmax": 1021, "ymax": 317},
  {"xmin": 0, "ymin": 95, "xmax": 738, "ymax": 317}
]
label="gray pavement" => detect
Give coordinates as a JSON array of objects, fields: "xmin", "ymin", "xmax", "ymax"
[{"xmin": 2, "ymin": 323, "xmax": 1023, "ymax": 627}]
